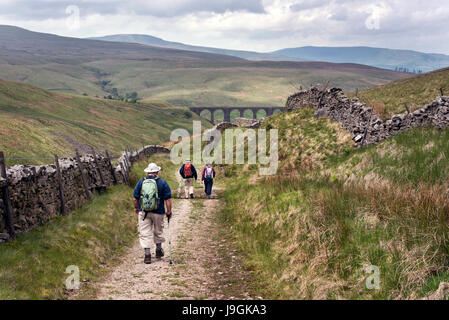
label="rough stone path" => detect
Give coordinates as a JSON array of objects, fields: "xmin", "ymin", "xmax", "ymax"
[{"xmin": 88, "ymin": 172, "xmax": 256, "ymax": 300}]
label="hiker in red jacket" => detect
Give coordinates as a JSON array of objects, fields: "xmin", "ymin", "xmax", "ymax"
[
  {"xmin": 201, "ymin": 161, "xmax": 216, "ymax": 199},
  {"xmin": 179, "ymin": 159, "xmax": 198, "ymax": 199}
]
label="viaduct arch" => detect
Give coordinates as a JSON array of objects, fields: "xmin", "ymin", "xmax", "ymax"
[{"xmin": 190, "ymin": 106, "xmax": 284, "ymax": 123}]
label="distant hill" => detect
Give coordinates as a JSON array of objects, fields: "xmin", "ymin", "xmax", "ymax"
[
  {"xmin": 0, "ymin": 25, "xmax": 243, "ymax": 65},
  {"xmin": 354, "ymin": 67, "xmax": 449, "ymax": 118},
  {"xmin": 273, "ymin": 46, "xmax": 449, "ymax": 73},
  {"xmin": 88, "ymin": 34, "xmax": 295, "ymax": 61},
  {"xmin": 0, "ymin": 25, "xmax": 409, "ymax": 108},
  {"xmin": 90, "ymin": 35, "xmax": 449, "ymax": 73}
]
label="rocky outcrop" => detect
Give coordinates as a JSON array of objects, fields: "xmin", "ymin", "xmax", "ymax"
[
  {"xmin": 0, "ymin": 145, "xmax": 169, "ymax": 238},
  {"xmin": 286, "ymin": 87, "xmax": 449, "ymax": 146}
]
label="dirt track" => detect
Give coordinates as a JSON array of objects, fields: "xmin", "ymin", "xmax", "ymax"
[{"xmin": 85, "ymin": 173, "xmax": 256, "ymax": 300}]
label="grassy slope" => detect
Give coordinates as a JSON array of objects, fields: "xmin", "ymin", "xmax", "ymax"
[
  {"xmin": 0, "ymin": 78, "xmax": 210, "ymax": 164},
  {"xmin": 133, "ymin": 63, "xmax": 404, "ymax": 108},
  {"xmin": 0, "ymin": 154, "xmax": 175, "ymax": 299},
  {"xmin": 0, "ymin": 184, "xmax": 135, "ymax": 299},
  {"xmin": 0, "ymin": 26, "xmax": 408, "ymax": 108},
  {"xmin": 221, "ymin": 109, "xmax": 449, "ymax": 299},
  {"xmin": 353, "ymin": 67, "xmax": 449, "ymax": 118}
]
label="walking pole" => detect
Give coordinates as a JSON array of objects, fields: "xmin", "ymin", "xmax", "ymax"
[{"xmin": 168, "ymin": 217, "xmax": 173, "ymax": 265}]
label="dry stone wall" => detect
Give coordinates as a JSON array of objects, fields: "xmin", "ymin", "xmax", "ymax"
[
  {"xmin": 286, "ymin": 87, "xmax": 449, "ymax": 146},
  {"xmin": 233, "ymin": 117, "xmax": 264, "ymax": 129},
  {"xmin": 0, "ymin": 145, "xmax": 169, "ymax": 240}
]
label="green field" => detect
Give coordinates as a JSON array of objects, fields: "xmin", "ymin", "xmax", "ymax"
[{"xmin": 0, "ymin": 78, "xmax": 211, "ymax": 164}]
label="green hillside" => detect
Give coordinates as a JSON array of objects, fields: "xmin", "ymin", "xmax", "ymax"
[
  {"xmin": 220, "ymin": 109, "xmax": 449, "ymax": 299},
  {"xmin": 0, "ymin": 25, "xmax": 409, "ymax": 109},
  {"xmin": 354, "ymin": 67, "xmax": 449, "ymax": 118},
  {"xmin": 0, "ymin": 78, "xmax": 210, "ymax": 164}
]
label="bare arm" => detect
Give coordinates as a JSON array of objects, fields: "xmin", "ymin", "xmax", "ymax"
[
  {"xmin": 165, "ymin": 199, "xmax": 172, "ymax": 221},
  {"xmin": 133, "ymin": 198, "xmax": 140, "ymax": 214}
]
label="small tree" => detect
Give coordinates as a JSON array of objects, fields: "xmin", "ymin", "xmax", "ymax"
[{"xmin": 183, "ymin": 110, "xmax": 193, "ymax": 119}]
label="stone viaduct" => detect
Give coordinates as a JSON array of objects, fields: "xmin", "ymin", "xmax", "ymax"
[{"xmin": 189, "ymin": 106, "xmax": 284, "ymax": 123}]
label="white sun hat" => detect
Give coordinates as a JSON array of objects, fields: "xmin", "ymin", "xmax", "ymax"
[{"xmin": 144, "ymin": 163, "xmax": 161, "ymax": 173}]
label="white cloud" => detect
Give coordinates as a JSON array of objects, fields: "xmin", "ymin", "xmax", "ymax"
[
  {"xmin": 290, "ymin": 0, "xmax": 328, "ymax": 12},
  {"xmin": 0, "ymin": 0, "xmax": 448, "ymax": 54}
]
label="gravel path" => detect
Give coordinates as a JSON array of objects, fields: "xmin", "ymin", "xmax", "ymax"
[{"xmin": 90, "ymin": 172, "xmax": 255, "ymax": 300}]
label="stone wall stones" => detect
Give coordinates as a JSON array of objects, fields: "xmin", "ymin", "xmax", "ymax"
[
  {"xmin": 286, "ymin": 87, "xmax": 449, "ymax": 146},
  {"xmin": 215, "ymin": 122, "xmax": 238, "ymax": 133},
  {"xmin": 233, "ymin": 117, "xmax": 264, "ymax": 129}
]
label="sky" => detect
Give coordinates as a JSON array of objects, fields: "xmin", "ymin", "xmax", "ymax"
[{"xmin": 0, "ymin": 0, "xmax": 448, "ymax": 54}]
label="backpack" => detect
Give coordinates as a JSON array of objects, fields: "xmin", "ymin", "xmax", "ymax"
[
  {"xmin": 205, "ymin": 167, "xmax": 213, "ymax": 181},
  {"xmin": 184, "ymin": 163, "xmax": 192, "ymax": 178},
  {"xmin": 141, "ymin": 177, "xmax": 159, "ymax": 212}
]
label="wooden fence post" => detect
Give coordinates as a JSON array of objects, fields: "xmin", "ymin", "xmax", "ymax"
[
  {"xmin": 75, "ymin": 149, "xmax": 92, "ymax": 200},
  {"xmin": 0, "ymin": 151, "xmax": 15, "ymax": 238},
  {"xmin": 355, "ymin": 88, "xmax": 359, "ymax": 97},
  {"xmin": 126, "ymin": 148, "xmax": 131, "ymax": 166},
  {"xmin": 124, "ymin": 152, "xmax": 130, "ymax": 174},
  {"xmin": 54, "ymin": 155, "xmax": 66, "ymax": 215},
  {"xmin": 440, "ymin": 88, "xmax": 445, "ymax": 96},
  {"xmin": 121, "ymin": 165, "xmax": 128, "ymax": 185},
  {"xmin": 404, "ymin": 103, "xmax": 410, "ymax": 114},
  {"xmin": 121, "ymin": 161, "xmax": 129, "ymax": 185},
  {"xmin": 105, "ymin": 150, "xmax": 118, "ymax": 185},
  {"xmin": 126, "ymin": 151, "xmax": 131, "ymax": 168},
  {"xmin": 91, "ymin": 148, "xmax": 106, "ymax": 189}
]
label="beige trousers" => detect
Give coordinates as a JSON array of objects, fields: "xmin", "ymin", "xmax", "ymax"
[
  {"xmin": 184, "ymin": 178, "xmax": 194, "ymax": 198},
  {"xmin": 138, "ymin": 212, "xmax": 165, "ymax": 249}
]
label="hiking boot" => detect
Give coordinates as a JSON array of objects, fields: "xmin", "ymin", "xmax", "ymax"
[
  {"xmin": 190, "ymin": 194, "xmax": 194, "ymax": 199},
  {"xmin": 144, "ymin": 253, "xmax": 151, "ymax": 264},
  {"xmin": 156, "ymin": 247, "xmax": 165, "ymax": 259}
]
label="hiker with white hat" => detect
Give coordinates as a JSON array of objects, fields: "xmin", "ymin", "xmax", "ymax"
[
  {"xmin": 179, "ymin": 159, "xmax": 198, "ymax": 199},
  {"xmin": 133, "ymin": 162, "xmax": 172, "ymax": 264}
]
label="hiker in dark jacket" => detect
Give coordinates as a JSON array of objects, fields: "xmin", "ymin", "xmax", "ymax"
[
  {"xmin": 133, "ymin": 163, "xmax": 172, "ymax": 264},
  {"xmin": 179, "ymin": 159, "xmax": 197, "ymax": 199},
  {"xmin": 201, "ymin": 162, "xmax": 216, "ymax": 199}
]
